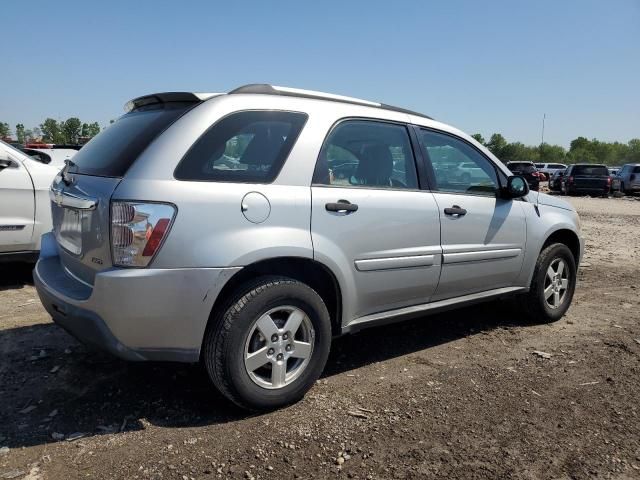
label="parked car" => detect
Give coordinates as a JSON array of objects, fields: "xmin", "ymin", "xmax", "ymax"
[
  {"xmin": 536, "ymin": 163, "xmax": 567, "ymax": 178},
  {"xmin": 608, "ymin": 166, "xmax": 621, "ymax": 177},
  {"xmin": 505, "ymin": 161, "xmax": 541, "ymax": 190},
  {"xmin": 560, "ymin": 164, "xmax": 611, "ymax": 196},
  {"xmin": 0, "ymin": 140, "xmax": 60, "ymax": 262},
  {"xmin": 612, "ymin": 164, "xmax": 640, "ymax": 195},
  {"xmin": 21, "ymin": 147, "xmax": 78, "ymax": 168},
  {"xmin": 549, "ymin": 169, "xmax": 567, "ymax": 192},
  {"xmin": 34, "ymin": 85, "xmax": 583, "ymax": 410}
]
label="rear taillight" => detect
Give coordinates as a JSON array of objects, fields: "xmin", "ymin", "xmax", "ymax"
[
  {"xmin": 111, "ymin": 201, "xmax": 176, "ymax": 267},
  {"xmin": 568, "ymin": 176, "xmax": 574, "ymax": 184},
  {"xmin": 606, "ymin": 176, "xmax": 612, "ymax": 186}
]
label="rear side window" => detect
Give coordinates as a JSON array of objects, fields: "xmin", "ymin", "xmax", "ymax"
[
  {"xmin": 70, "ymin": 102, "xmax": 194, "ymax": 177},
  {"xmin": 633, "ymin": 166, "xmax": 640, "ymax": 174},
  {"xmin": 174, "ymin": 111, "xmax": 307, "ymax": 183},
  {"xmin": 573, "ymin": 165, "xmax": 608, "ymax": 176}
]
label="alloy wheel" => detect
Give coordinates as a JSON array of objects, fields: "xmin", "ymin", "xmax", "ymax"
[
  {"xmin": 243, "ymin": 306, "xmax": 315, "ymax": 389},
  {"xmin": 544, "ymin": 258, "xmax": 569, "ymax": 309}
]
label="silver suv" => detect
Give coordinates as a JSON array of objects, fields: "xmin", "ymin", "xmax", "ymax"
[{"xmin": 34, "ymin": 85, "xmax": 583, "ymax": 410}]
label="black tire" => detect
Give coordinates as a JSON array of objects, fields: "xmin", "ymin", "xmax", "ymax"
[
  {"xmin": 202, "ymin": 276, "xmax": 331, "ymax": 411},
  {"xmin": 521, "ymin": 243, "xmax": 577, "ymax": 323}
]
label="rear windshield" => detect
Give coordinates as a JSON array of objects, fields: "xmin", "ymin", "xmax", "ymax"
[
  {"xmin": 508, "ymin": 163, "xmax": 536, "ymax": 173},
  {"xmin": 573, "ymin": 165, "xmax": 608, "ymax": 176},
  {"xmin": 69, "ymin": 102, "xmax": 194, "ymax": 177}
]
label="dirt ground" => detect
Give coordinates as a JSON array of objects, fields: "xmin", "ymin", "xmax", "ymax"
[{"xmin": 1, "ymin": 195, "xmax": 639, "ymax": 480}]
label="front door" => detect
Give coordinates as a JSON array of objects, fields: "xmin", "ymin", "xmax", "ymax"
[
  {"xmin": 0, "ymin": 147, "xmax": 35, "ymax": 252},
  {"xmin": 311, "ymin": 119, "xmax": 442, "ymax": 321},
  {"xmin": 415, "ymin": 128, "xmax": 526, "ymax": 301}
]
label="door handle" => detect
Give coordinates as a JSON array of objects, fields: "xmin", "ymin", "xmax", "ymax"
[
  {"xmin": 444, "ymin": 205, "xmax": 467, "ymax": 216},
  {"xmin": 325, "ymin": 200, "xmax": 358, "ymax": 213}
]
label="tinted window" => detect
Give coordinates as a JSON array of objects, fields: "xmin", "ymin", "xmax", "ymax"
[
  {"xmin": 508, "ymin": 162, "xmax": 536, "ymax": 173},
  {"xmin": 314, "ymin": 120, "xmax": 419, "ymax": 190},
  {"xmin": 175, "ymin": 111, "xmax": 307, "ymax": 183},
  {"xmin": 573, "ymin": 165, "xmax": 608, "ymax": 176},
  {"xmin": 419, "ymin": 130, "xmax": 498, "ymax": 195},
  {"xmin": 549, "ymin": 164, "xmax": 566, "ymax": 169},
  {"xmin": 633, "ymin": 166, "xmax": 640, "ymax": 174},
  {"xmin": 71, "ymin": 102, "xmax": 194, "ymax": 177},
  {"xmin": 535, "ymin": 163, "xmax": 545, "ymax": 168}
]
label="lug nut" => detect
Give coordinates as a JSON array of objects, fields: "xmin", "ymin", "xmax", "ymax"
[
  {"xmin": 283, "ymin": 333, "xmax": 289, "ymax": 340},
  {"xmin": 268, "ymin": 348, "xmax": 274, "ymax": 355},
  {"xmin": 271, "ymin": 334, "xmax": 278, "ymax": 342},
  {"xmin": 277, "ymin": 353, "xmax": 284, "ymax": 361},
  {"xmin": 286, "ymin": 344, "xmax": 292, "ymax": 351}
]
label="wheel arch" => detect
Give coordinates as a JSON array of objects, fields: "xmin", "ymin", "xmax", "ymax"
[
  {"xmin": 541, "ymin": 228, "xmax": 581, "ymax": 265},
  {"xmin": 206, "ymin": 256, "xmax": 343, "ymax": 341}
]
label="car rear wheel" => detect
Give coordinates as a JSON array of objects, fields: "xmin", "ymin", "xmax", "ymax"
[
  {"xmin": 521, "ymin": 243, "xmax": 576, "ymax": 323},
  {"xmin": 202, "ymin": 276, "xmax": 331, "ymax": 411}
]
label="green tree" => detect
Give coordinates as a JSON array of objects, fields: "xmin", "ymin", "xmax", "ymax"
[
  {"xmin": 485, "ymin": 133, "xmax": 509, "ymax": 160},
  {"xmin": 15, "ymin": 124, "xmax": 26, "ymax": 144},
  {"xmin": 538, "ymin": 143, "xmax": 567, "ymax": 164},
  {"xmin": 62, "ymin": 117, "xmax": 82, "ymax": 143},
  {"xmin": 0, "ymin": 122, "xmax": 10, "ymax": 138},
  {"xmin": 86, "ymin": 122, "xmax": 100, "ymax": 137},
  {"xmin": 40, "ymin": 118, "xmax": 64, "ymax": 143},
  {"xmin": 471, "ymin": 133, "xmax": 485, "ymax": 145}
]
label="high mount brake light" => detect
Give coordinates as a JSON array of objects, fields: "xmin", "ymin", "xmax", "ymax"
[{"xmin": 111, "ymin": 202, "xmax": 176, "ymax": 267}]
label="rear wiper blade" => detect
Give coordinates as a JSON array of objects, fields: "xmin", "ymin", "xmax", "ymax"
[{"xmin": 61, "ymin": 159, "xmax": 77, "ymax": 185}]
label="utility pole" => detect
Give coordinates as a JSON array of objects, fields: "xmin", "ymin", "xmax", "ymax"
[{"xmin": 541, "ymin": 113, "xmax": 546, "ymax": 145}]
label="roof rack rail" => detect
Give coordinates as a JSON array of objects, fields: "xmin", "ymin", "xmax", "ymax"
[{"xmin": 228, "ymin": 84, "xmax": 432, "ymax": 120}]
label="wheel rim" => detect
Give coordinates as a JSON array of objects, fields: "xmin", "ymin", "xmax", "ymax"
[
  {"xmin": 544, "ymin": 258, "xmax": 570, "ymax": 309},
  {"xmin": 243, "ymin": 306, "xmax": 315, "ymax": 390}
]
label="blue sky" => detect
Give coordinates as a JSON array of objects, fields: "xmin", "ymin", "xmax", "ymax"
[{"xmin": 1, "ymin": 0, "xmax": 638, "ymax": 147}]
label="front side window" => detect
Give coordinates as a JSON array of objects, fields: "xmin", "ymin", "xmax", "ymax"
[
  {"xmin": 175, "ymin": 110, "xmax": 307, "ymax": 183},
  {"xmin": 418, "ymin": 129, "xmax": 498, "ymax": 195},
  {"xmin": 314, "ymin": 120, "xmax": 419, "ymax": 190}
]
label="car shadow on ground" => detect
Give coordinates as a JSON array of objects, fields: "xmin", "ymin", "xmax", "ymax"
[
  {"xmin": 0, "ymin": 262, "xmax": 34, "ymax": 291},
  {"xmin": 0, "ymin": 295, "xmax": 523, "ymax": 450}
]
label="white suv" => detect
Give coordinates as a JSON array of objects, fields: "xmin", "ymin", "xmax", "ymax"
[{"xmin": 0, "ymin": 140, "xmax": 60, "ymax": 262}]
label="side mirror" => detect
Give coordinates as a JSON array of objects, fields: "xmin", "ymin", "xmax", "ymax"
[{"xmin": 503, "ymin": 175, "xmax": 529, "ymax": 199}]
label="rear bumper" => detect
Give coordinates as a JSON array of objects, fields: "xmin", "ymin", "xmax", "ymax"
[{"xmin": 34, "ymin": 233, "xmax": 241, "ymax": 362}]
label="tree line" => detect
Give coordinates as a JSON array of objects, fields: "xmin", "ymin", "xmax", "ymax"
[
  {"xmin": 0, "ymin": 118, "xmax": 101, "ymax": 145},
  {"xmin": 472, "ymin": 133, "xmax": 640, "ymax": 167},
  {"xmin": 2, "ymin": 118, "xmax": 638, "ymax": 166}
]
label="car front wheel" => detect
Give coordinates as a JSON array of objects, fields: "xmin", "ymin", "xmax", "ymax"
[
  {"xmin": 522, "ymin": 243, "xmax": 577, "ymax": 323},
  {"xmin": 203, "ymin": 276, "xmax": 331, "ymax": 411}
]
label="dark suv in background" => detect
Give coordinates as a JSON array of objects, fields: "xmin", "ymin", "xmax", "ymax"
[
  {"xmin": 561, "ymin": 164, "xmax": 610, "ymax": 196},
  {"xmin": 506, "ymin": 161, "xmax": 540, "ymax": 191}
]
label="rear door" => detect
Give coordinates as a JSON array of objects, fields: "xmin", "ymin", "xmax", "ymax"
[
  {"xmin": 415, "ymin": 128, "xmax": 526, "ymax": 301},
  {"xmin": 0, "ymin": 145, "xmax": 35, "ymax": 251},
  {"xmin": 311, "ymin": 119, "xmax": 442, "ymax": 320}
]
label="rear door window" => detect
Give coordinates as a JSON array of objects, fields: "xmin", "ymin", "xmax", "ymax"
[
  {"xmin": 175, "ymin": 111, "xmax": 307, "ymax": 183},
  {"xmin": 70, "ymin": 102, "xmax": 195, "ymax": 177},
  {"xmin": 313, "ymin": 120, "xmax": 419, "ymax": 190}
]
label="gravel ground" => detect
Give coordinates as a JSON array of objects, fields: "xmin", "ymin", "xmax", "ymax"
[{"xmin": 1, "ymin": 195, "xmax": 639, "ymax": 480}]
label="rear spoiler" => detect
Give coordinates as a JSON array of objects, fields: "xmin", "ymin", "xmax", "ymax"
[{"xmin": 124, "ymin": 92, "xmax": 223, "ymax": 112}]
